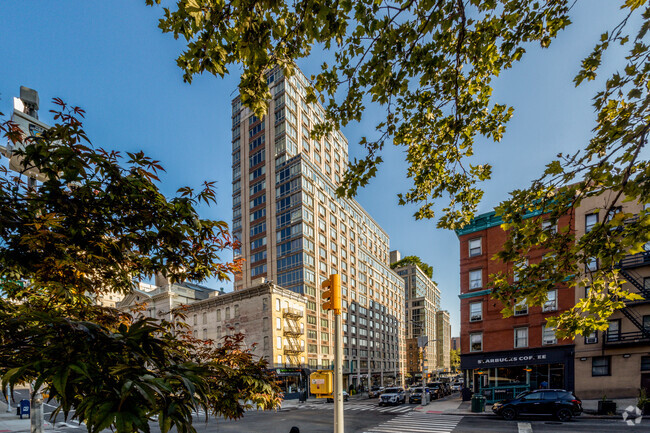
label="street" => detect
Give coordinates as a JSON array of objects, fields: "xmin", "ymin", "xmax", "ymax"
[{"xmin": 24, "ymin": 395, "xmax": 646, "ymax": 433}]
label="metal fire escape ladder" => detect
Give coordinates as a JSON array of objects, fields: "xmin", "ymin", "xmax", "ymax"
[
  {"xmin": 283, "ymin": 308, "xmax": 304, "ymax": 365},
  {"xmin": 614, "ymin": 256, "xmax": 650, "ymax": 334}
]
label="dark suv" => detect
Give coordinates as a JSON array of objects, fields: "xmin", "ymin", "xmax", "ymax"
[{"xmin": 492, "ymin": 389, "xmax": 582, "ymax": 421}]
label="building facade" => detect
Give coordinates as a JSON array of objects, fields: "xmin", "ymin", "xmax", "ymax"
[
  {"xmin": 231, "ymin": 68, "xmax": 406, "ymax": 388},
  {"xmin": 436, "ymin": 310, "xmax": 452, "ymax": 372},
  {"xmin": 456, "ymin": 210, "xmax": 576, "ymax": 402},
  {"xmin": 120, "ymin": 280, "xmax": 310, "ymax": 399},
  {"xmin": 573, "ymin": 192, "xmax": 650, "ymax": 398},
  {"xmin": 451, "ymin": 336, "xmax": 460, "ymax": 352},
  {"xmin": 390, "ymin": 250, "xmax": 441, "ymax": 383}
]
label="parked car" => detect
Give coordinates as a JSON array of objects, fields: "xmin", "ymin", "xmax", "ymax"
[
  {"xmin": 368, "ymin": 386, "xmax": 384, "ymax": 398},
  {"xmin": 491, "ymin": 389, "xmax": 582, "ymax": 421},
  {"xmin": 379, "ymin": 387, "xmax": 406, "ymax": 406},
  {"xmin": 427, "ymin": 385, "xmax": 442, "ymax": 400},
  {"xmin": 409, "ymin": 388, "xmax": 429, "ymax": 404},
  {"xmin": 326, "ymin": 391, "xmax": 350, "ymax": 403},
  {"xmin": 427, "ymin": 382, "xmax": 448, "ymax": 396}
]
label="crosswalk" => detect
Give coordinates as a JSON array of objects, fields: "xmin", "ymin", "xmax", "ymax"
[
  {"xmin": 363, "ymin": 412, "xmax": 462, "ymax": 433},
  {"xmin": 297, "ymin": 402, "xmax": 414, "ymax": 414}
]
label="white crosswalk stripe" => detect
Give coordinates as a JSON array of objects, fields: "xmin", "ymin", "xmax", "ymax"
[
  {"xmin": 364, "ymin": 412, "xmax": 463, "ymax": 433},
  {"xmin": 297, "ymin": 402, "xmax": 415, "ymax": 414}
]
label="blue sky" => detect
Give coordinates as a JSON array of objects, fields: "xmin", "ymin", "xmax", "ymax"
[{"xmin": 0, "ymin": 1, "xmax": 633, "ymax": 336}]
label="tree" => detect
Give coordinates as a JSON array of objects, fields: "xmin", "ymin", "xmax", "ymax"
[
  {"xmin": 390, "ymin": 255, "xmax": 434, "ymax": 279},
  {"xmin": 450, "ymin": 349, "xmax": 460, "ymax": 373},
  {"xmin": 146, "ymin": 0, "xmax": 650, "ymax": 335},
  {"xmin": 0, "ymin": 100, "xmax": 281, "ymax": 433}
]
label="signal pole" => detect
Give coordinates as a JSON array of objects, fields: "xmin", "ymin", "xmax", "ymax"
[{"xmin": 322, "ymin": 274, "xmax": 343, "ymax": 433}]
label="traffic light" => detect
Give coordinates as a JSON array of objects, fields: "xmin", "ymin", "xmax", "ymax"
[{"xmin": 321, "ymin": 274, "xmax": 341, "ymax": 315}]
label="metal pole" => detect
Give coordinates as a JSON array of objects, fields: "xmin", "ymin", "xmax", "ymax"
[
  {"xmin": 334, "ymin": 312, "xmax": 344, "ymax": 433},
  {"xmin": 421, "ymin": 347, "xmax": 427, "ymax": 405},
  {"xmin": 5, "ymin": 385, "xmax": 11, "ymax": 413}
]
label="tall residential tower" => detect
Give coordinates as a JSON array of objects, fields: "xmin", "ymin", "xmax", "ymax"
[{"xmin": 231, "ymin": 68, "xmax": 406, "ymax": 388}]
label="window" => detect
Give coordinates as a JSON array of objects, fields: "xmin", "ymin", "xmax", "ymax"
[
  {"xmin": 521, "ymin": 392, "xmax": 541, "ymax": 401},
  {"xmin": 513, "ymin": 258, "xmax": 528, "ymax": 283},
  {"xmin": 469, "ymin": 238, "xmax": 482, "ymax": 257},
  {"xmin": 641, "ymin": 356, "xmax": 650, "ymax": 371},
  {"xmin": 514, "ymin": 327, "xmax": 528, "ymax": 348},
  {"xmin": 585, "ymin": 331, "xmax": 598, "ymax": 344},
  {"xmin": 263, "ymin": 336, "xmax": 269, "ymax": 350},
  {"xmin": 469, "ymin": 302, "xmax": 482, "ymax": 322},
  {"xmin": 586, "ymin": 257, "xmax": 598, "ymax": 272},
  {"xmin": 469, "ymin": 269, "xmax": 482, "ymax": 290},
  {"xmin": 225, "ymin": 307, "xmax": 230, "ymax": 320},
  {"xmin": 592, "ymin": 356, "xmax": 610, "ymax": 376},
  {"xmin": 644, "ymin": 315, "xmax": 650, "ymax": 332},
  {"xmin": 234, "ymin": 304, "xmax": 240, "ymax": 318},
  {"xmin": 276, "ymin": 299, "xmax": 281, "ymax": 311},
  {"xmin": 276, "ymin": 317, "xmax": 282, "ymax": 330},
  {"xmin": 514, "ymin": 299, "xmax": 528, "ymax": 316},
  {"xmin": 542, "ymin": 325, "xmax": 557, "ymax": 345},
  {"xmin": 543, "ymin": 290, "xmax": 557, "ymax": 312},
  {"xmin": 216, "ymin": 309, "xmax": 221, "ymax": 321},
  {"xmin": 276, "ymin": 336, "xmax": 282, "ymax": 349},
  {"xmin": 607, "ymin": 319, "xmax": 620, "ymax": 341},
  {"xmin": 542, "ymin": 219, "xmax": 557, "ymax": 234},
  {"xmin": 470, "ymin": 332, "xmax": 483, "ymax": 352},
  {"xmin": 585, "ymin": 213, "xmax": 598, "ymax": 232}
]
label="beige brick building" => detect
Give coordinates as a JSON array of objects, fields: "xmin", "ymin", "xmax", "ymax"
[
  {"xmin": 573, "ymin": 191, "xmax": 650, "ymax": 399},
  {"xmin": 119, "ymin": 280, "xmax": 309, "ymax": 398}
]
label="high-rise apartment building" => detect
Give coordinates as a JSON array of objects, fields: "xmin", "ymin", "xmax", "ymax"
[
  {"xmin": 436, "ymin": 310, "xmax": 452, "ymax": 371},
  {"xmin": 231, "ymin": 67, "xmax": 406, "ymax": 388},
  {"xmin": 390, "ymin": 250, "xmax": 441, "ymax": 382}
]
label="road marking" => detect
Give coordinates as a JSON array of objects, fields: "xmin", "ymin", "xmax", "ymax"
[
  {"xmin": 517, "ymin": 422, "xmax": 533, "ymax": 433},
  {"xmin": 364, "ymin": 413, "xmax": 462, "ymax": 433},
  {"xmin": 298, "ymin": 402, "xmax": 414, "ymax": 414}
]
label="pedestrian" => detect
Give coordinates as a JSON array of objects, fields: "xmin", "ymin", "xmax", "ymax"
[
  {"xmin": 539, "ymin": 380, "xmax": 548, "ymax": 389},
  {"xmin": 461, "ymin": 385, "xmax": 472, "ymax": 401},
  {"xmin": 289, "ymin": 427, "xmax": 300, "ymax": 433}
]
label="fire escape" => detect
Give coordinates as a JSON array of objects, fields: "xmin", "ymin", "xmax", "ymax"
[
  {"xmin": 283, "ymin": 307, "xmax": 304, "ymax": 366},
  {"xmin": 607, "ymin": 252, "xmax": 650, "ymax": 345}
]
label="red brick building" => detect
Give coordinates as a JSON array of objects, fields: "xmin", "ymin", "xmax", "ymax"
[{"xmin": 455, "ymin": 210, "xmax": 575, "ymax": 401}]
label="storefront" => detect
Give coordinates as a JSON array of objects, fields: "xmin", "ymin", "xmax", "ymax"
[
  {"xmin": 272, "ymin": 368, "xmax": 310, "ymax": 400},
  {"xmin": 461, "ymin": 346, "xmax": 574, "ymax": 403}
]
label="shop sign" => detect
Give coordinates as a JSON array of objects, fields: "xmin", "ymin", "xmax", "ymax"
[
  {"xmin": 275, "ymin": 368, "xmax": 303, "ymax": 376},
  {"xmin": 477, "ymin": 354, "xmax": 547, "ymax": 366}
]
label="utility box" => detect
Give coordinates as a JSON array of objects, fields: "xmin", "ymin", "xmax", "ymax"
[{"xmin": 310, "ymin": 370, "xmax": 333, "ymax": 397}]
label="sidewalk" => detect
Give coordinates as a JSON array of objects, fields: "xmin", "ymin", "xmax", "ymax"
[
  {"xmin": 0, "ymin": 401, "xmax": 56, "ymax": 433},
  {"xmin": 412, "ymin": 394, "xmax": 641, "ymax": 419}
]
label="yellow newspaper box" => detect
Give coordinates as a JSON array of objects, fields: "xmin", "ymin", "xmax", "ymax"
[{"xmin": 310, "ymin": 370, "xmax": 333, "ymax": 397}]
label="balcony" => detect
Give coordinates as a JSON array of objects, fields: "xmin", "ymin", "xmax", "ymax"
[
  {"xmin": 284, "ymin": 345, "xmax": 304, "ymax": 355},
  {"xmin": 283, "ymin": 327, "xmax": 303, "ymax": 337},
  {"xmin": 603, "ymin": 330, "xmax": 650, "ymax": 347},
  {"xmin": 283, "ymin": 307, "xmax": 304, "ymax": 318}
]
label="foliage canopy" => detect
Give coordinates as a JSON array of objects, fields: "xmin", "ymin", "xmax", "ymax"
[
  {"xmin": 390, "ymin": 255, "xmax": 434, "ymax": 279},
  {"xmin": 0, "ymin": 101, "xmax": 281, "ymax": 433},
  {"xmin": 146, "ymin": 0, "xmax": 650, "ymax": 334}
]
